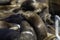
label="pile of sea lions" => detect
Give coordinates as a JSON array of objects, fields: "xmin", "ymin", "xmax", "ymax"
[{"xmin": 0, "ymin": 0, "xmax": 56, "ymax": 40}]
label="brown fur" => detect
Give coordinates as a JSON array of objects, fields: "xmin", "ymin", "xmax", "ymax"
[
  {"xmin": 20, "ymin": 11, "xmax": 47, "ymax": 40},
  {"xmin": 0, "ymin": 21, "xmax": 10, "ymax": 29},
  {"xmin": 20, "ymin": 21, "xmax": 37, "ymax": 40}
]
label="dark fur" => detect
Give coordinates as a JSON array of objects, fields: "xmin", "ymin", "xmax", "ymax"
[
  {"xmin": 0, "ymin": 0, "xmax": 11, "ymax": 5},
  {"xmin": 20, "ymin": 0, "xmax": 35, "ymax": 11},
  {"xmin": 4, "ymin": 14, "xmax": 25, "ymax": 24},
  {"xmin": 0, "ymin": 29, "xmax": 20, "ymax": 40},
  {"xmin": 13, "ymin": 0, "xmax": 35, "ymax": 13}
]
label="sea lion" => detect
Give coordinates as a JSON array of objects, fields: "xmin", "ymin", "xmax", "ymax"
[
  {"xmin": 0, "ymin": 11, "xmax": 15, "ymax": 20},
  {"xmin": 16, "ymin": 0, "xmax": 53, "ymax": 24},
  {"xmin": 20, "ymin": 0, "xmax": 35, "ymax": 11},
  {"xmin": 32, "ymin": 2, "xmax": 54, "ymax": 25},
  {"xmin": 4, "ymin": 13, "xmax": 25, "ymax": 24},
  {"xmin": 13, "ymin": 0, "xmax": 47, "ymax": 13},
  {"xmin": 0, "ymin": 0, "xmax": 20, "ymax": 12},
  {"xmin": 0, "ymin": 21, "xmax": 10, "ymax": 29},
  {"xmin": 31, "ymin": 1, "xmax": 54, "ymax": 25},
  {"xmin": 0, "ymin": 20, "xmax": 21, "ymax": 31},
  {"xmin": 20, "ymin": 21, "xmax": 37, "ymax": 40},
  {"xmin": 0, "ymin": 29, "xmax": 20, "ymax": 40},
  {"xmin": 20, "ymin": 11, "xmax": 47, "ymax": 40},
  {"xmin": 0, "ymin": 0, "xmax": 11, "ymax": 5},
  {"xmin": 20, "ymin": 0, "xmax": 47, "ymax": 12},
  {"xmin": 0, "ymin": 0, "xmax": 18, "ymax": 5}
]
